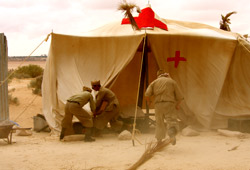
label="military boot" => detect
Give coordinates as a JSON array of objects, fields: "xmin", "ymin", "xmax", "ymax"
[
  {"xmin": 60, "ymin": 128, "xmax": 66, "ymax": 140},
  {"xmin": 84, "ymin": 128, "xmax": 95, "ymax": 142},
  {"xmin": 168, "ymin": 127, "xmax": 177, "ymax": 145}
]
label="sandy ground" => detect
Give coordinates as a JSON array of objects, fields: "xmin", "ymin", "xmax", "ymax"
[
  {"xmin": 1, "ymin": 128, "xmax": 250, "ymax": 170},
  {"xmin": 1, "ymin": 62, "xmax": 250, "ymax": 170}
]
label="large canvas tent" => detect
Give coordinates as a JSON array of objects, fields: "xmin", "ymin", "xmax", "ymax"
[{"xmin": 42, "ymin": 6, "xmax": 250, "ymax": 134}]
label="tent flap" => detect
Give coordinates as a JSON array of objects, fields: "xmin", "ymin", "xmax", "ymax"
[{"xmin": 42, "ymin": 33, "xmax": 144, "ymax": 133}]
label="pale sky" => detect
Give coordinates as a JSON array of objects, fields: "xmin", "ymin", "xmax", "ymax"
[{"xmin": 1, "ymin": 0, "xmax": 249, "ymax": 56}]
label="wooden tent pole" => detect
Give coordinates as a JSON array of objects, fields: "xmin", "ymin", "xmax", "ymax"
[
  {"xmin": 132, "ymin": 33, "xmax": 147, "ymax": 146},
  {"xmin": 0, "ymin": 33, "xmax": 9, "ymax": 121},
  {"xmin": 138, "ymin": 36, "xmax": 148, "ymax": 107},
  {"xmin": 138, "ymin": 34, "xmax": 150, "ymax": 132},
  {"xmin": 144, "ymin": 38, "xmax": 150, "ymax": 132}
]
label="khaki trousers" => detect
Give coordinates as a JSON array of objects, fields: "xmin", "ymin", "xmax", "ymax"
[
  {"xmin": 94, "ymin": 104, "xmax": 123, "ymax": 131},
  {"xmin": 62, "ymin": 102, "xmax": 93, "ymax": 136},
  {"xmin": 154, "ymin": 102, "xmax": 178, "ymax": 141}
]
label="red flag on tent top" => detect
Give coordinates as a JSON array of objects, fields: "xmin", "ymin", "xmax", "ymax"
[{"xmin": 121, "ymin": 7, "xmax": 168, "ymax": 31}]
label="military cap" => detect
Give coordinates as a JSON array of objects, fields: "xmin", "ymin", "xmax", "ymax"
[
  {"xmin": 82, "ymin": 86, "xmax": 92, "ymax": 92},
  {"xmin": 91, "ymin": 80, "xmax": 101, "ymax": 86},
  {"xmin": 157, "ymin": 70, "xmax": 169, "ymax": 77}
]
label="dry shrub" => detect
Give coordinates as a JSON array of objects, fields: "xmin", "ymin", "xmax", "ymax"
[
  {"xmin": 8, "ymin": 94, "xmax": 19, "ymax": 105},
  {"xmin": 29, "ymin": 75, "xmax": 43, "ymax": 96},
  {"xmin": 14, "ymin": 64, "xmax": 44, "ymax": 79}
]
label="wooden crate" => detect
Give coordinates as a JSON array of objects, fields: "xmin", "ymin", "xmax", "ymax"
[{"xmin": 228, "ymin": 117, "xmax": 250, "ymax": 133}]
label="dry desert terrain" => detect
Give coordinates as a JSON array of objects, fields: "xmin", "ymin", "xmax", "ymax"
[{"xmin": 1, "ymin": 60, "xmax": 250, "ymax": 170}]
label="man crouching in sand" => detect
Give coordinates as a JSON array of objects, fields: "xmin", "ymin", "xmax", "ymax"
[
  {"xmin": 91, "ymin": 80, "xmax": 123, "ymax": 136},
  {"xmin": 60, "ymin": 86, "xmax": 96, "ymax": 142}
]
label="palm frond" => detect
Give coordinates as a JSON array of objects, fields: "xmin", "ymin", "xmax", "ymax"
[
  {"xmin": 127, "ymin": 138, "xmax": 173, "ymax": 170},
  {"xmin": 220, "ymin": 11, "xmax": 237, "ymax": 31},
  {"xmin": 243, "ymin": 34, "xmax": 249, "ymax": 38},
  {"xmin": 118, "ymin": 0, "xmax": 141, "ymax": 30},
  {"xmin": 225, "ymin": 11, "xmax": 237, "ymax": 19}
]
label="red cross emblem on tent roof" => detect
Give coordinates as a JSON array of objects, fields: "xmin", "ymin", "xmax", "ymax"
[{"xmin": 121, "ymin": 7, "xmax": 168, "ymax": 31}]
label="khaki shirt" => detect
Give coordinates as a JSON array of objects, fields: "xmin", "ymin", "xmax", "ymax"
[
  {"xmin": 96, "ymin": 87, "xmax": 119, "ymax": 111},
  {"xmin": 145, "ymin": 76, "xmax": 183, "ymax": 104},
  {"xmin": 67, "ymin": 91, "xmax": 96, "ymax": 112}
]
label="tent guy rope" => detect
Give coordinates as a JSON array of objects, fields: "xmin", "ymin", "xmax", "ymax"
[
  {"xmin": 1, "ymin": 33, "xmax": 50, "ymax": 122},
  {"xmin": 237, "ymin": 35, "xmax": 250, "ymax": 53},
  {"xmin": 0, "ymin": 33, "xmax": 51, "ymax": 88},
  {"xmin": 14, "ymin": 95, "xmax": 38, "ymax": 122}
]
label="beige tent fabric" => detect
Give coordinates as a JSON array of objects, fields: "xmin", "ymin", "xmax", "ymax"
[
  {"xmin": 42, "ymin": 15, "xmax": 250, "ymax": 133},
  {"xmin": 42, "ymin": 33, "xmax": 144, "ymax": 133},
  {"xmin": 214, "ymin": 37, "xmax": 250, "ymax": 120},
  {"xmin": 148, "ymin": 34, "xmax": 237, "ymax": 128}
]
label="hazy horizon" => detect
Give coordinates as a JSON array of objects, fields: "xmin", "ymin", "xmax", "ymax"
[{"xmin": 1, "ymin": 0, "xmax": 249, "ymax": 56}]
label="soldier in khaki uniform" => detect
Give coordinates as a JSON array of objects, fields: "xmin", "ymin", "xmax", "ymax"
[
  {"xmin": 91, "ymin": 80, "xmax": 123, "ymax": 134},
  {"xmin": 60, "ymin": 86, "xmax": 96, "ymax": 142},
  {"xmin": 145, "ymin": 70, "xmax": 184, "ymax": 145}
]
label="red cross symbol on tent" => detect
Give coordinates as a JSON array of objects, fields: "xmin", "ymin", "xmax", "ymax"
[
  {"xmin": 167, "ymin": 51, "xmax": 187, "ymax": 68},
  {"xmin": 121, "ymin": 7, "xmax": 168, "ymax": 30}
]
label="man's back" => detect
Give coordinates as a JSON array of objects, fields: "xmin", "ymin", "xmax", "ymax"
[
  {"xmin": 145, "ymin": 76, "xmax": 183, "ymax": 103},
  {"xmin": 67, "ymin": 91, "xmax": 95, "ymax": 111}
]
